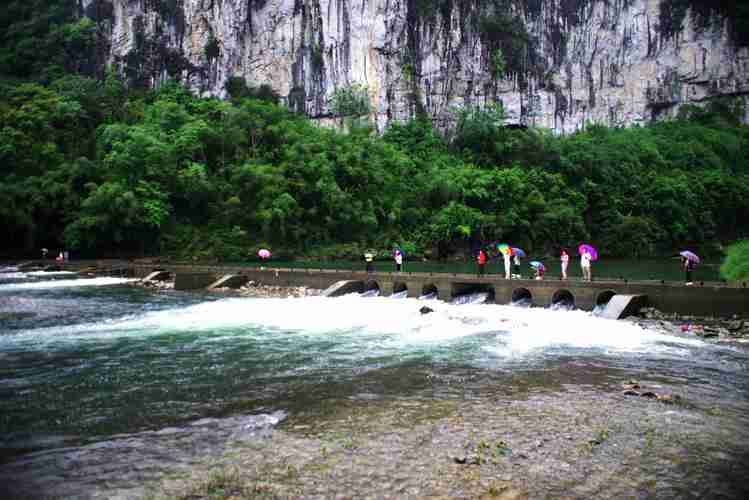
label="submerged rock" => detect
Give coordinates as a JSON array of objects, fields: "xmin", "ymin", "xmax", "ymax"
[{"xmin": 420, "ymin": 306, "xmax": 434, "ymax": 315}]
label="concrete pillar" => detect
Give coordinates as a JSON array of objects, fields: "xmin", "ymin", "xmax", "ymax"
[
  {"xmin": 406, "ymin": 281, "xmax": 422, "ymax": 298},
  {"xmin": 436, "ymin": 281, "xmax": 452, "ymax": 301},
  {"xmin": 493, "ymin": 284, "xmax": 514, "ymax": 305}
]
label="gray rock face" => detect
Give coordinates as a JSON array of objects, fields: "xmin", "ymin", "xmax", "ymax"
[{"xmin": 83, "ymin": 0, "xmax": 749, "ymax": 133}]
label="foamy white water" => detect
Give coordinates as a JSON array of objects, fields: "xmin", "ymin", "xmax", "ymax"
[
  {"xmin": 0, "ymin": 272, "xmax": 26, "ymax": 280},
  {"xmin": 0, "ymin": 277, "xmax": 135, "ymax": 291},
  {"xmin": 2, "ymin": 295, "xmax": 706, "ymax": 360},
  {"xmin": 25, "ymin": 271, "xmax": 77, "ymax": 277}
]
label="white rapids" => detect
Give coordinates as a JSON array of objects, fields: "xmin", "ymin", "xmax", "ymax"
[
  {"xmin": 24, "ymin": 271, "xmax": 78, "ymax": 277},
  {"xmin": 0, "ymin": 277, "xmax": 135, "ymax": 291},
  {"xmin": 1, "ymin": 294, "xmax": 706, "ymax": 361}
]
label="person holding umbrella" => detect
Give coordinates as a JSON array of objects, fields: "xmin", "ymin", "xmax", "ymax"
[
  {"xmin": 579, "ymin": 244, "xmax": 597, "ymax": 282},
  {"xmin": 680, "ymin": 250, "xmax": 699, "ymax": 285},
  {"xmin": 530, "ymin": 261, "xmax": 545, "ymax": 280},
  {"xmin": 498, "ymin": 244, "xmax": 512, "ymax": 279},
  {"xmin": 511, "ymin": 247, "xmax": 525, "ymax": 278}
]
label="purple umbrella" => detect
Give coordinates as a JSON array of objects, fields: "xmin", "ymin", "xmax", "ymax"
[
  {"xmin": 680, "ymin": 250, "xmax": 700, "ymax": 263},
  {"xmin": 511, "ymin": 247, "xmax": 526, "ymax": 258},
  {"xmin": 578, "ymin": 244, "xmax": 598, "ymax": 261}
]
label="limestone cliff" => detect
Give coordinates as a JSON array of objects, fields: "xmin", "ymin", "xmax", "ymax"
[{"xmin": 81, "ymin": 0, "xmax": 749, "ymax": 133}]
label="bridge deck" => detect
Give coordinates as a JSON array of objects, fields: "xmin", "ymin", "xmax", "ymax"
[{"xmin": 56, "ymin": 261, "xmax": 747, "ymax": 317}]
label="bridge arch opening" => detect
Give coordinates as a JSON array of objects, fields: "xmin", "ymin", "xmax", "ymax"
[
  {"xmin": 393, "ymin": 282, "xmax": 407, "ymax": 294},
  {"xmin": 511, "ymin": 288, "xmax": 533, "ymax": 307},
  {"xmin": 551, "ymin": 289, "xmax": 575, "ymax": 310},
  {"xmin": 420, "ymin": 283, "xmax": 439, "ymax": 300},
  {"xmin": 359, "ymin": 280, "xmax": 381, "ymax": 297},
  {"xmin": 596, "ymin": 290, "xmax": 617, "ymax": 306},
  {"xmin": 451, "ymin": 283, "xmax": 495, "ymax": 304}
]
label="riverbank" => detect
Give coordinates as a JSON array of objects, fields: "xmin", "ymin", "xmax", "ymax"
[
  {"xmin": 145, "ymin": 373, "xmax": 749, "ymax": 498},
  {"xmin": 628, "ymin": 307, "xmax": 749, "ymax": 343}
]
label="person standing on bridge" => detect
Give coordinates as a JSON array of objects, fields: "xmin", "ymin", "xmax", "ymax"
[
  {"xmin": 394, "ymin": 248, "xmax": 403, "ymax": 272},
  {"xmin": 364, "ymin": 251, "xmax": 375, "ymax": 274},
  {"xmin": 580, "ymin": 249, "xmax": 592, "ymax": 281},
  {"xmin": 503, "ymin": 248, "xmax": 511, "ymax": 279},
  {"xmin": 682, "ymin": 256, "xmax": 696, "ymax": 285},
  {"xmin": 477, "ymin": 248, "xmax": 487, "ymax": 276},
  {"xmin": 560, "ymin": 248, "xmax": 569, "ymax": 280}
]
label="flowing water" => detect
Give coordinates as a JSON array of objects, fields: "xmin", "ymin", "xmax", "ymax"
[{"xmin": 1, "ymin": 272, "xmax": 748, "ymax": 498}]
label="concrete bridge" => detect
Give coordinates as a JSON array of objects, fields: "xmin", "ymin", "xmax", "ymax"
[{"xmin": 83, "ymin": 263, "xmax": 748, "ymax": 318}]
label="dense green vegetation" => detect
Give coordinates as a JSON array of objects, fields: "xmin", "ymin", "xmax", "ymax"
[
  {"xmin": 0, "ymin": 0, "xmax": 748, "ymax": 261},
  {"xmin": 721, "ymin": 241, "xmax": 749, "ymax": 283},
  {"xmin": 1, "ymin": 75, "xmax": 747, "ymax": 261}
]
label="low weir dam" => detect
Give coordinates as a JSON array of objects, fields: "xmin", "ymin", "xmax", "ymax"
[{"xmin": 80, "ymin": 263, "xmax": 749, "ymax": 318}]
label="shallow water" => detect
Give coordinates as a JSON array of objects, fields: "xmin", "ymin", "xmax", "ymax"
[{"xmin": 0, "ymin": 273, "xmax": 747, "ymax": 497}]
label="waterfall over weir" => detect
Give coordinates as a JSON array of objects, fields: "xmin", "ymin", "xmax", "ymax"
[{"xmin": 450, "ymin": 292, "xmax": 489, "ymax": 305}]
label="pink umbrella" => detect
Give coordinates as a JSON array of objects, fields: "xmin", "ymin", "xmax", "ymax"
[
  {"xmin": 578, "ymin": 244, "xmax": 598, "ymax": 261},
  {"xmin": 258, "ymin": 249, "xmax": 271, "ymax": 259}
]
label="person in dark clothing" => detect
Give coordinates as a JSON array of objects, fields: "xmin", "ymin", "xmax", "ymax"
[
  {"xmin": 364, "ymin": 251, "xmax": 375, "ymax": 273},
  {"xmin": 512, "ymin": 254, "xmax": 521, "ymax": 278},
  {"xmin": 477, "ymin": 249, "xmax": 487, "ymax": 276},
  {"xmin": 683, "ymin": 257, "xmax": 695, "ymax": 285}
]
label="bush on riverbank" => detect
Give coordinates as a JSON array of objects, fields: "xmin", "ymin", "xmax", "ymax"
[{"xmin": 721, "ymin": 240, "xmax": 749, "ymax": 283}]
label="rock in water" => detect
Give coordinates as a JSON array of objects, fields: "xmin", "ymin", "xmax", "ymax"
[{"xmin": 420, "ymin": 306, "xmax": 434, "ymax": 315}]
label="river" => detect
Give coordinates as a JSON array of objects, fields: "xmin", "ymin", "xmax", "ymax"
[{"xmin": 0, "ymin": 270, "xmax": 747, "ymax": 498}]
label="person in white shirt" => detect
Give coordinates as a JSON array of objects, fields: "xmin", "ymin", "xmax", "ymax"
[
  {"xmin": 503, "ymin": 251, "xmax": 511, "ymax": 279},
  {"xmin": 560, "ymin": 248, "xmax": 569, "ymax": 280},
  {"xmin": 580, "ymin": 250, "xmax": 592, "ymax": 281},
  {"xmin": 394, "ymin": 250, "xmax": 403, "ymax": 272}
]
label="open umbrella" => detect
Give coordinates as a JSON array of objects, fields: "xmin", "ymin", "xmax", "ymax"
[
  {"xmin": 497, "ymin": 243, "xmax": 511, "ymax": 255},
  {"xmin": 679, "ymin": 250, "xmax": 700, "ymax": 263},
  {"xmin": 529, "ymin": 261, "xmax": 545, "ymax": 271},
  {"xmin": 258, "ymin": 249, "xmax": 271, "ymax": 259},
  {"xmin": 578, "ymin": 244, "xmax": 598, "ymax": 261},
  {"xmin": 511, "ymin": 247, "xmax": 526, "ymax": 258}
]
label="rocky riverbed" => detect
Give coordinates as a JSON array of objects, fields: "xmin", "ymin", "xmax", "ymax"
[
  {"xmin": 8, "ymin": 373, "xmax": 745, "ymax": 499},
  {"xmin": 627, "ymin": 307, "xmax": 749, "ymax": 343}
]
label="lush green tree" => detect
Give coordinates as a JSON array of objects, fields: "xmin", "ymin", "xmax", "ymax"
[{"xmin": 720, "ymin": 240, "xmax": 749, "ymax": 283}]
